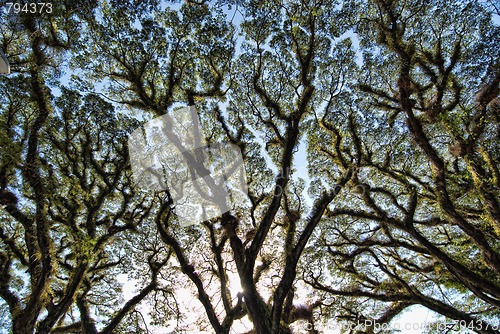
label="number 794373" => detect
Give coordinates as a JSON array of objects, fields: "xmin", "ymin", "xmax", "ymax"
[{"xmin": 5, "ymin": 2, "xmax": 53, "ymax": 14}]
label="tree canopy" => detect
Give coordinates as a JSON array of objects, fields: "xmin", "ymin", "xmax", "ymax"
[{"xmin": 0, "ymin": 0, "xmax": 499, "ymax": 333}]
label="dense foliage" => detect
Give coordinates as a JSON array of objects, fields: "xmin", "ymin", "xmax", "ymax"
[{"xmin": 0, "ymin": 0, "xmax": 499, "ymax": 333}]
